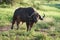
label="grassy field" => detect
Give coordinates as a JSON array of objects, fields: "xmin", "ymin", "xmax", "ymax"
[{"xmin": 0, "ymin": 4, "xmax": 60, "ymax": 40}]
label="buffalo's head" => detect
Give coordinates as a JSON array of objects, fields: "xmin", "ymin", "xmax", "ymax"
[
  {"xmin": 39, "ymin": 13, "xmax": 45, "ymax": 20},
  {"xmin": 30, "ymin": 12, "xmax": 45, "ymax": 23}
]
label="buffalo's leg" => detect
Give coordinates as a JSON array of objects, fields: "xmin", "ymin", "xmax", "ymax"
[
  {"xmin": 16, "ymin": 16, "xmax": 20, "ymax": 30},
  {"xmin": 29, "ymin": 22, "xmax": 34, "ymax": 31},
  {"xmin": 16, "ymin": 22, "xmax": 20, "ymax": 30},
  {"xmin": 16, "ymin": 20, "xmax": 20, "ymax": 30},
  {"xmin": 11, "ymin": 19, "xmax": 15, "ymax": 29},
  {"xmin": 26, "ymin": 22, "xmax": 29, "ymax": 31}
]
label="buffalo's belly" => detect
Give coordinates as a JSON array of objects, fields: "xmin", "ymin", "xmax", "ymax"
[{"xmin": 20, "ymin": 17, "xmax": 29, "ymax": 22}]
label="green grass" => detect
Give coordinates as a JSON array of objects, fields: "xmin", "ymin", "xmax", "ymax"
[
  {"xmin": 0, "ymin": 8, "xmax": 14, "ymax": 26},
  {"xmin": 0, "ymin": 4, "xmax": 60, "ymax": 40}
]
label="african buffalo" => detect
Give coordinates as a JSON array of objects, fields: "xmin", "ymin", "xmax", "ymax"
[{"xmin": 11, "ymin": 7, "xmax": 45, "ymax": 31}]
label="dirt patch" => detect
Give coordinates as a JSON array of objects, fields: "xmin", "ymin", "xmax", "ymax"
[{"xmin": 0, "ymin": 25, "xmax": 11, "ymax": 31}]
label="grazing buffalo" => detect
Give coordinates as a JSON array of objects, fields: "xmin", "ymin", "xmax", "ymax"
[{"xmin": 11, "ymin": 7, "xmax": 45, "ymax": 31}]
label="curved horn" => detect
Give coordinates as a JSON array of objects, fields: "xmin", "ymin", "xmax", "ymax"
[{"xmin": 43, "ymin": 13, "xmax": 45, "ymax": 18}]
